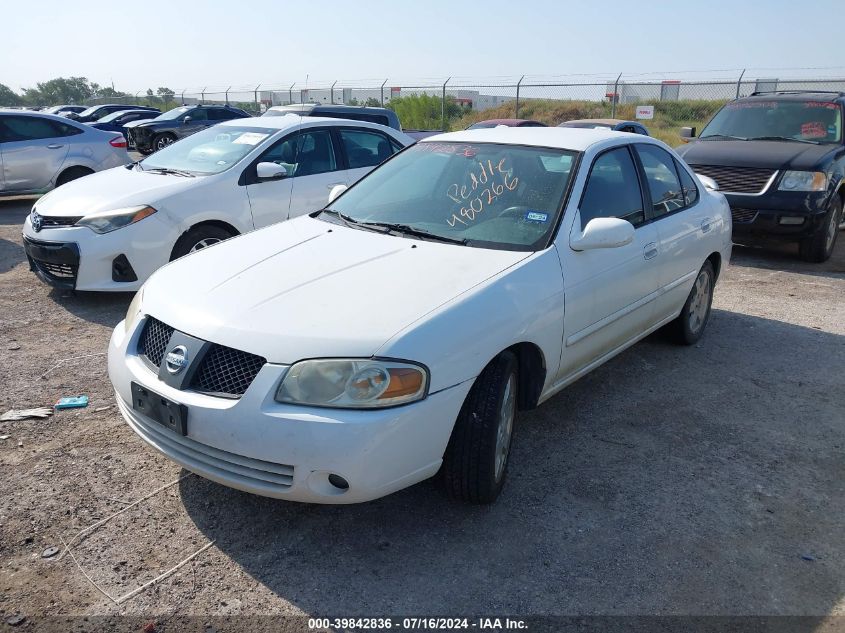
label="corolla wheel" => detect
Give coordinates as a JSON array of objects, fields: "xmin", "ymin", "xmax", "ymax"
[
  {"xmin": 190, "ymin": 238, "xmax": 222, "ymax": 253},
  {"xmin": 170, "ymin": 225, "xmax": 235, "ymax": 261},
  {"xmin": 440, "ymin": 351, "xmax": 518, "ymax": 504},
  {"xmin": 670, "ymin": 260, "xmax": 715, "ymax": 345}
]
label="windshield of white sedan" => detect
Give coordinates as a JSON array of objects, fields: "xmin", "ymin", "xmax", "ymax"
[
  {"xmin": 139, "ymin": 126, "xmax": 274, "ymax": 175},
  {"xmin": 326, "ymin": 142, "xmax": 577, "ymax": 250},
  {"xmin": 701, "ymin": 100, "xmax": 842, "ymax": 143}
]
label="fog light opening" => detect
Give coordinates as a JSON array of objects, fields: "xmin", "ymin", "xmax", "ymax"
[
  {"xmin": 778, "ymin": 216, "xmax": 805, "ymax": 226},
  {"xmin": 328, "ymin": 474, "xmax": 349, "ymax": 491}
]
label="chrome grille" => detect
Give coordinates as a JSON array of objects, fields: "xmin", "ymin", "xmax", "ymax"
[
  {"xmin": 690, "ymin": 165, "xmax": 776, "ymax": 194},
  {"xmin": 190, "ymin": 344, "xmax": 266, "ymax": 397},
  {"xmin": 138, "ymin": 317, "xmax": 265, "ymax": 398},
  {"xmin": 139, "ymin": 318, "xmax": 174, "ymax": 367},
  {"xmin": 731, "ymin": 208, "xmax": 759, "ymax": 224},
  {"xmin": 41, "ymin": 216, "xmax": 83, "ymax": 228}
]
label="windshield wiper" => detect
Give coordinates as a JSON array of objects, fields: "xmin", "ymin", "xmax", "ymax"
[
  {"xmin": 143, "ymin": 167, "xmax": 196, "ymax": 177},
  {"xmin": 747, "ymin": 135, "xmax": 820, "ymax": 145},
  {"xmin": 699, "ymin": 134, "xmax": 748, "ymax": 141},
  {"xmin": 362, "ymin": 222, "xmax": 469, "ymax": 245}
]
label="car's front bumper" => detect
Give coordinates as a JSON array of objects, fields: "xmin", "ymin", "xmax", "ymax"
[
  {"xmin": 108, "ymin": 320, "xmax": 472, "ymax": 504},
  {"xmin": 22, "ymin": 215, "xmax": 173, "ymax": 292},
  {"xmin": 726, "ymin": 190, "xmax": 831, "ymax": 242}
]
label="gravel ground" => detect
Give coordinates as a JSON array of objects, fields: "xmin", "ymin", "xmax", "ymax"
[{"xmin": 0, "ymin": 195, "xmax": 843, "ymax": 629}]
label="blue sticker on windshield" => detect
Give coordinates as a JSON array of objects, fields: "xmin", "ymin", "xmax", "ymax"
[{"xmin": 525, "ymin": 211, "xmax": 549, "ymax": 222}]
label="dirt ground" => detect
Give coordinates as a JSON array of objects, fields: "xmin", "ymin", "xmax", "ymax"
[{"xmin": 0, "ymin": 195, "xmax": 843, "ymax": 630}]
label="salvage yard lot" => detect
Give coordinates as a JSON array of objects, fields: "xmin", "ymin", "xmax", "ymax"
[{"xmin": 1, "ymin": 196, "xmax": 844, "ymax": 622}]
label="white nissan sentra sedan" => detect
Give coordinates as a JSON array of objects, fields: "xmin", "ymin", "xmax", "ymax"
[
  {"xmin": 21, "ymin": 115, "xmax": 411, "ymax": 291},
  {"xmin": 109, "ymin": 127, "xmax": 731, "ymax": 504}
]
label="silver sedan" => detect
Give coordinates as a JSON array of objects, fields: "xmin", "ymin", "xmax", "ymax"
[{"xmin": 0, "ymin": 109, "xmax": 131, "ymax": 196}]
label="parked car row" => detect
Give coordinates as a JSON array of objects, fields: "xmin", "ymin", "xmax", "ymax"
[{"xmin": 10, "ymin": 90, "xmax": 840, "ymax": 507}]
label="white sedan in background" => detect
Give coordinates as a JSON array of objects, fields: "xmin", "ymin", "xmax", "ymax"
[
  {"xmin": 109, "ymin": 127, "xmax": 731, "ymax": 505},
  {"xmin": 22, "ymin": 115, "xmax": 412, "ymax": 290}
]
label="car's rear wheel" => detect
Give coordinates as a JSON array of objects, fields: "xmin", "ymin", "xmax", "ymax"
[
  {"xmin": 55, "ymin": 166, "xmax": 93, "ymax": 187},
  {"xmin": 669, "ymin": 260, "xmax": 715, "ymax": 345},
  {"xmin": 799, "ymin": 196, "xmax": 841, "ymax": 263},
  {"xmin": 170, "ymin": 225, "xmax": 234, "ymax": 261},
  {"xmin": 440, "ymin": 351, "xmax": 518, "ymax": 504},
  {"xmin": 153, "ymin": 133, "xmax": 177, "ymax": 152}
]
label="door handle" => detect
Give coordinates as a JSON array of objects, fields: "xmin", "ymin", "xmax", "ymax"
[
  {"xmin": 643, "ymin": 242, "xmax": 658, "ymax": 260},
  {"xmin": 47, "ymin": 144, "xmax": 64, "ymax": 150},
  {"xmin": 326, "ymin": 182, "xmax": 345, "ymax": 190},
  {"xmin": 700, "ymin": 218, "xmax": 712, "ymax": 233}
]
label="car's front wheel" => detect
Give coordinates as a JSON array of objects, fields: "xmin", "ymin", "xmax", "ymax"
[
  {"xmin": 670, "ymin": 260, "xmax": 715, "ymax": 345},
  {"xmin": 153, "ymin": 133, "xmax": 177, "ymax": 152},
  {"xmin": 170, "ymin": 225, "xmax": 234, "ymax": 261},
  {"xmin": 799, "ymin": 196, "xmax": 842, "ymax": 263},
  {"xmin": 440, "ymin": 351, "xmax": 518, "ymax": 504}
]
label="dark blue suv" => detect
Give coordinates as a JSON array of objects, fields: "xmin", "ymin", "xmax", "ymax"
[{"xmin": 677, "ymin": 91, "xmax": 845, "ymax": 262}]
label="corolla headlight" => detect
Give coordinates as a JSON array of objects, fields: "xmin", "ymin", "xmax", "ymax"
[
  {"xmin": 276, "ymin": 359, "xmax": 428, "ymax": 408},
  {"xmin": 76, "ymin": 205, "xmax": 157, "ymax": 234},
  {"xmin": 778, "ymin": 171, "xmax": 827, "ymax": 192},
  {"xmin": 123, "ymin": 285, "xmax": 144, "ymax": 334}
]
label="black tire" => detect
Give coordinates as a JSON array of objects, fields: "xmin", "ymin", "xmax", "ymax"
[
  {"xmin": 137, "ymin": 146, "xmax": 155, "ymax": 156},
  {"xmin": 55, "ymin": 166, "xmax": 93, "ymax": 187},
  {"xmin": 669, "ymin": 260, "xmax": 715, "ymax": 346},
  {"xmin": 153, "ymin": 133, "xmax": 177, "ymax": 152},
  {"xmin": 799, "ymin": 197, "xmax": 842, "ymax": 263},
  {"xmin": 440, "ymin": 351, "xmax": 518, "ymax": 504},
  {"xmin": 170, "ymin": 225, "xmax": 233, "ymax": 261}
]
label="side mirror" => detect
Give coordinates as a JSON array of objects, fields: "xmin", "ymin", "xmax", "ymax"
[
  {"xmin": 183, "ymin": 116, "xmax": 192, "ymax": 124},
  {"xmin": 680, "ymin": 126, "xmax": 696, "ymax": 140},
  {"xmin": 570, "ymin": 216, "xmax": 635, "ymax": 251},
  {"xmin": 695, "ymin": 174, "xmax": 719, "ymax": 191},
  {"xmin": 256, "ymin": 162, "xmax": 288, "ymax": 180},
  {"xmin": 328, "ymin": 184, "xmax": 348, "ymax": 204}
]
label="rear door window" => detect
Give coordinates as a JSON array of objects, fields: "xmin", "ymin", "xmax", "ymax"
[
  {"xmin": 0, "ymin": 116, "xmax": 79, "ymax": 142},
  {"xmin": 634, "ymin": 144, "xmax": 686, "ymax": 219},
  {"xmin": 338, "ymin": 128, "xmax": 395, "ymax": 168}
]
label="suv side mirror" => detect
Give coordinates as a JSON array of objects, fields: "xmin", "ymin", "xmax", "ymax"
[
  {"xmin": 183, "ymin": 116, "xmax": 192, "ymax": 124},
  {"xmin": 570, "ymin": 216, "xmax": 635, "ymax": 251},
  {"xmin": 328, "ymin": 184, "xmax": 348, "ymax": 203},
  {"xmin": 680, "ymin": 126, "xmax": 696, "ymax": 139},
  {"xmin": 256, "ymin": 162, "xmax": 288, "ymax": 180}
]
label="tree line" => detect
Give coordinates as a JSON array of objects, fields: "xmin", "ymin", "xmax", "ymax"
[{"xmin": 0, "ymin": 76, "xmax": 178, "ymax": 108}]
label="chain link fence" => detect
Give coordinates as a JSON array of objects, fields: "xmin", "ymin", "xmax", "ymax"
[{"xmin": 84, "ymin": 75, "xmax": 845, "ymax": 144}]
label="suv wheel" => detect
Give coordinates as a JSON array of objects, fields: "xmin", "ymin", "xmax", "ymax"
[
  {"xmin": 153, "ymin": 133, "xmax": 177, "ymax": 152},
  {"xmin": 799, "ymin": 197, "xmax": 842, "ymax": 263},
  {"xmin": 440, "ymin": 351, "xmax": 518, "ymax": 504}
]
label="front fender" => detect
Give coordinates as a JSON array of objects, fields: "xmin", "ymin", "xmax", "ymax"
[{"xmin": 376, "ymin": 248, "xmax": 565, "ymax": 394}]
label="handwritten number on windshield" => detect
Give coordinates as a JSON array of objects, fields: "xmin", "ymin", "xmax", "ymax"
[{"xmin": 446, "ymin": 158, "xmax": 519, "ymax": 227}]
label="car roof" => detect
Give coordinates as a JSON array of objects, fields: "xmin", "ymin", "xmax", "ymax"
[
  {"xmin": 267, "ymin": 103, "xmax": 392, "ymax": 114},
  {"xmin": 423, "ymin": 126, "xmax": 654, "ymax": 152},
  {"xmin": 562, "ymin": 118, "xmax": 633, "ymax": 126},
  {"xmin": 217, "ymin": 113, "xmax": 412, "ymax": 139},
  {"xmin": 742, "ymin": 91, "xmax": 845, "ymax": 102},
  {"xmin": 0, "ymin": 108, "xmax": 81, "ymax": 122}
]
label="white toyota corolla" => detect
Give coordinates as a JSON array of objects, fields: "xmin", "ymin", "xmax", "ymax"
[
  {"xmin": 22, "ymin": 115, "xmax": 411, "ymax": 291},
  {"xmin": 109, "ymin": 127, "xmax": 731, "ymax": 504}
]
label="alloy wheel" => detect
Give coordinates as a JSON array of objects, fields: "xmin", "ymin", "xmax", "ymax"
[
  {"xmin": 688, "ymin": 270, "xmax": 711, "ymax": 334},
  {"xmin": 494, "ymin": 373, "xmax": 516, "ymax": 483},
  {"xmin": 189, "ymin": 238, "xmax": 222, "ymax": 253}
]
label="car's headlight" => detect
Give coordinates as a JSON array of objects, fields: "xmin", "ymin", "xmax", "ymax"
[
  {"xmin": 123, "ymin": 285, "xmax": 144, "ymax": 334},
  {"xmin": 275, "ymin": 359, "xmax": 428, "ymax": 408},
  {"xmin": 778, "ymin": 171, "xmax": 827, "ymax": 192},
  {"xmin": 76, "ymin": 205, "xmax": 157, "ymax": 234}
]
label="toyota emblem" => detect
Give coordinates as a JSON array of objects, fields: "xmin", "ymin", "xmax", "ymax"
[{"xmin": 31, "ymin": 211, "xmax": 43, "ymax": 232}]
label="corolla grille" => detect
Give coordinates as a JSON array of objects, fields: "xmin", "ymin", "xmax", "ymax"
[{"xmin": 690, "ymin": 165, "xmax": 777, "ymax": 194}]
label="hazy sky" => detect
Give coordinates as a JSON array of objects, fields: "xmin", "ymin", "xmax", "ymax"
[{"xmin": 3, "ymin": 0, "xmax": 842, "ymax": 93}]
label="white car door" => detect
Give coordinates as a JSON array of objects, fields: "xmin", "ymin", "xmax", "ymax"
[
  {"xmin": 245, "ymin": 127, "xmax": 348, "ymax": 228},
  {"xmin": 336, "ymin": 126, "xmax": 400, "ymax": 185},
  {"xmin": 556, "ymin": 145, "xmax": 661, "ymax": 381},
  {"xmin": 0, "ymin": 115, "xmax": 71, "ymax": 192},
  {"xmin": 633, "ymin": 143, "xmax": 711, "ymax": 322}
]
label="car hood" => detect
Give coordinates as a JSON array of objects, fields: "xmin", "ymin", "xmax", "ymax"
[
  {"xmin": 33, "ymin": 166, "xmax": 201, "ymax": 217},
  {"xmin": 123, "ymin": 118, "xmax": 154, "ymax": 129},
  {"xmin": 141, "ymin": 216, "xmax": 531, "ymax": 364},
  {"xmin": 677, "ymin": 139, "xmax": 835, "ymax": 171}
]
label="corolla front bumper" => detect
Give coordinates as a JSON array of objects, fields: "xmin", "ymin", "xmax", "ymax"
[{"xmin": 108, "ymin": 319, "xmax": 472, "ymax": 504}]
